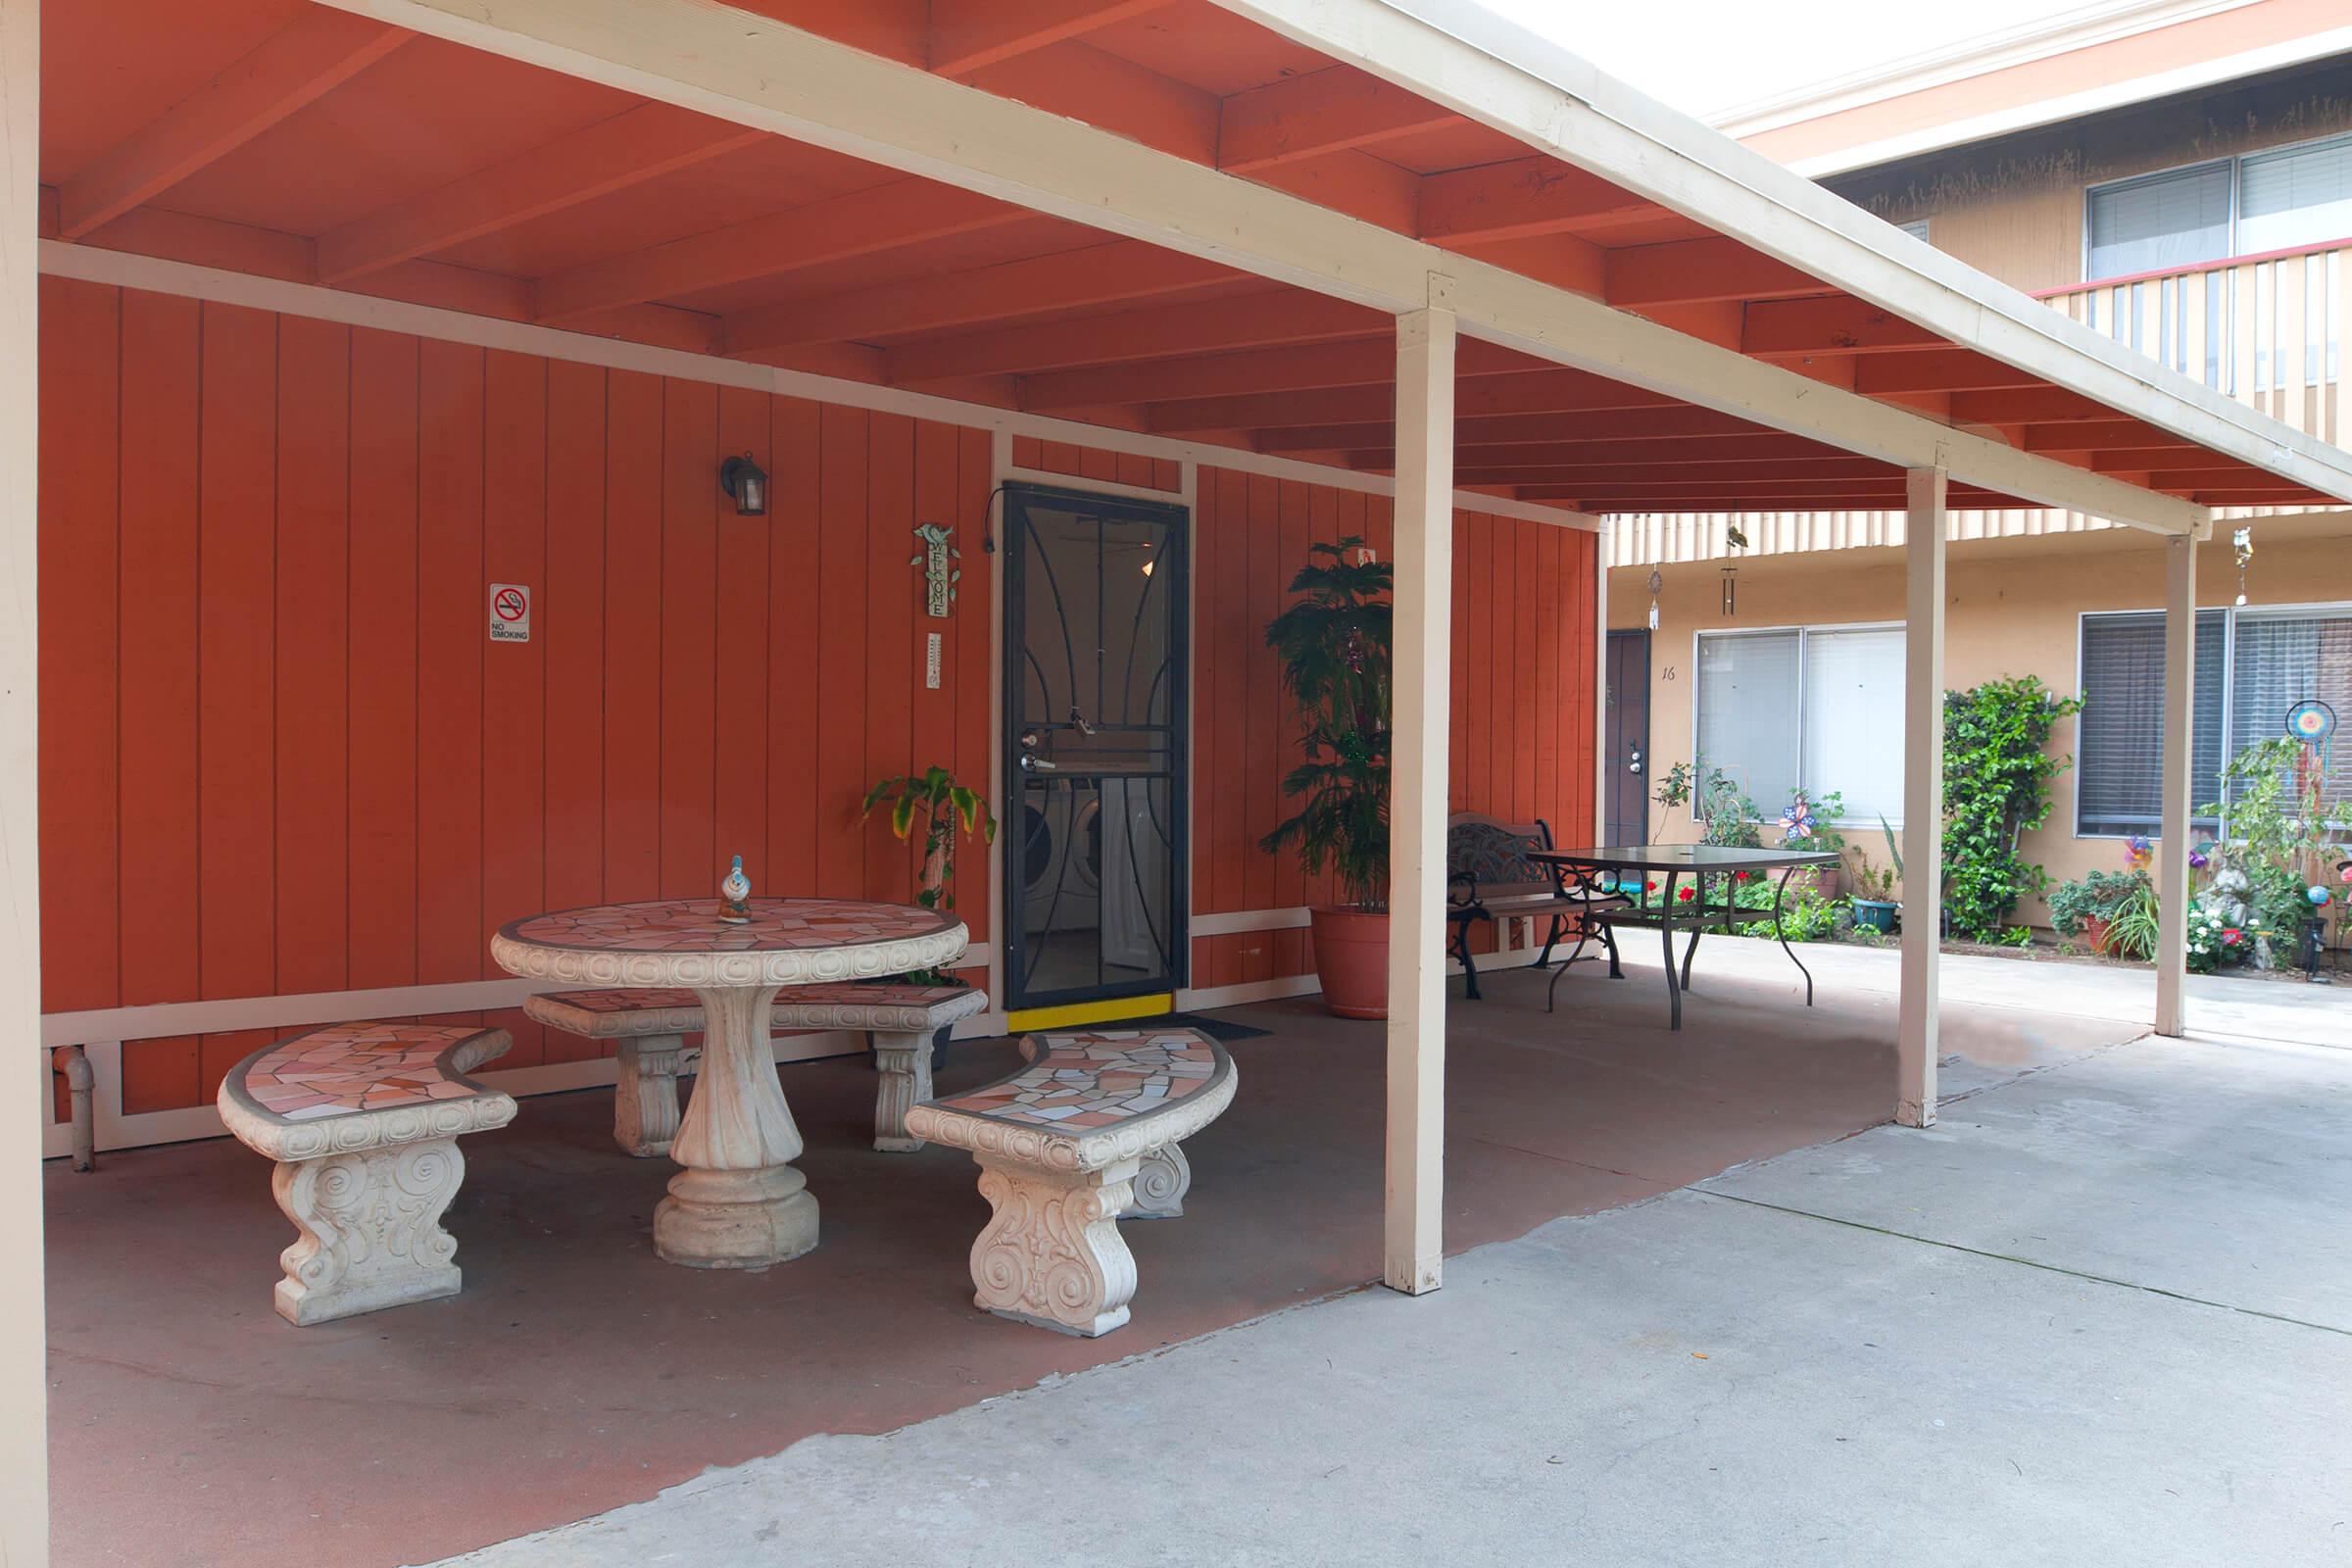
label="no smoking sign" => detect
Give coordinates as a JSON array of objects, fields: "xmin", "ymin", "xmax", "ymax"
[{"xmin": 489, "ymin": 582, "xmax": 531, "ymax": 643}]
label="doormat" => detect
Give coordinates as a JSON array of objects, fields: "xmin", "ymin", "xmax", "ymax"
[{"xmin": 1160, "ymin": 1011, "xmax": 1273, "ymax": 1042}]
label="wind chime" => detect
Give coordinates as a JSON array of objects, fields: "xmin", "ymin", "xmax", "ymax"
[
  {"xmin": 2232, "ymin": 525, "xmax": 2254, "ymax": 606},
  {"xmin": 1720, "ymin": 522, "xmax": 1747, "ymax": 614},
  {"xmin": 1646, "ymin": 565, "xmax": 1662, "ymax": 631}
]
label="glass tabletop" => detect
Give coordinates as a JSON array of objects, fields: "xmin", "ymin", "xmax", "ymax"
[{"xmin": 1534, "ymin": 845, "xmax": 1843, "ymax": 873}]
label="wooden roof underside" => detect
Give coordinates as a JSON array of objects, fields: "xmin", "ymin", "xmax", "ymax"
[{"xmin": 35, "ymin": 0, "xmax": 2340, "ymax": 514}]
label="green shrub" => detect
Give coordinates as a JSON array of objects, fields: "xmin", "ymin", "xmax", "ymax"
[{"xmin": 1942, "ymin": 675, "xmax": 2083, "ymax": 940}]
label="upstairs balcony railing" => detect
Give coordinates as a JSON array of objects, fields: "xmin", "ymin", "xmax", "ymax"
[
  {"xmin": 2041, "ymin": 235, "xmax": 2347, "ymax": 443},
  {"xmin": 1610, "ymin": 238, "xmax": 2351, "ymax": 567}
]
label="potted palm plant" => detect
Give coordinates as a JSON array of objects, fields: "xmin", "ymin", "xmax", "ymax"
[
  {"xmin": 1259, "ymin": 536, "xmax": 1392, "ymax": 1019},
  {"xmin": 859, "ymin": 765, "xmax": 997, "ymax": 988}
]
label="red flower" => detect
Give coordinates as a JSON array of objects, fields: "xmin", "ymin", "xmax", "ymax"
[
  {"xmin": 2222, "ymin": 928, "xmax": 2242, "ymax": 946},
  {"xmin": 1735, "ymin": 870, "xmax": 1751, "ymax": 880},
  {"xmin": 1677, "ymin": 886, "xmax": 1695, "ymax": 903},
  {"xmin": 1645, "ymin": 880, "xmax": 1657, "ymax": 893}
]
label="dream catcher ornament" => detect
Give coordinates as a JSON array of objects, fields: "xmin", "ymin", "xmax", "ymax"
[
  {"xmin": 1647, "ymin": 565, "xmax": 1663, "ymax": 632},
  {"xmin": 2287, "ymin": 699, "xmax": 2336, "ymax": 773}
]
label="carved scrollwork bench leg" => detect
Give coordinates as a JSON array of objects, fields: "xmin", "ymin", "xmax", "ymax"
[
  {"xmin": 613, "ymin": 1034, "xmax": 688, "ymax": 1158},
  {"xmin": 968, "ymin": 1153, "xmax": 1139, "ymax": 1337},
  {"xmin": 270, "ymin": 1138, "xmax": 467, "ymax": 1326},
  {"xmin": 1127, "ymin": 1141, "xmax": 1191, "ymax": 1219},
  {"xmin": 871, "ymin": 1029, "xmax": 932, "ymax": 1152}
]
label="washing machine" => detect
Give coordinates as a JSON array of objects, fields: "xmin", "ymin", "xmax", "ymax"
[{"xmin": 1019, "ymin": 785, "xmax": 1102, "ymax": 933}]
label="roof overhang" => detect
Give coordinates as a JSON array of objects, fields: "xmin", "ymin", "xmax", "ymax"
[{"xmin": 34, "ymin": 0, "xmax": 2348, "ymax": 532}]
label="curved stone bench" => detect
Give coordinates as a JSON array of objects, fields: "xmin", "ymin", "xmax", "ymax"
[
  {"xmin": 218, "ymin": 1024, "xmax": 516, "ymax": 1326},
  {"xmin": 906, "ymin": 1027, "xmax": 1236, "ymax": 1338},
  {"xmin": 525, "ymin": 983, "xmax": 989, "ymax": 1157}
]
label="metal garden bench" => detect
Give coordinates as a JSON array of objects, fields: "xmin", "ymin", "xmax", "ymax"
[{"xmin": 1446, "ymin": 812, "xmax": 1625, "ymax": 1000}]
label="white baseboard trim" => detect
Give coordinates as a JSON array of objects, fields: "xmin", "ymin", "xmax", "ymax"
[{"xmin": 1190, "ymin": 906, "xmax": 1314, "ymax": 937}]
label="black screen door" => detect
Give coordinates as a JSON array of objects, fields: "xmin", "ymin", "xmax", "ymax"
[
  {"xmin": 1606, "ymin": 628, "xmax": 1651, "ymax": 844},
  {"xmin": 1002, "ymin": 483, "xmax": 1189, "ymax": 1013}
]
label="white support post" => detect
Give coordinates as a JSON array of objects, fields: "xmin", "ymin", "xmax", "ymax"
[
  {"xmin": 1385, "ymin": 288, "xmax": 1455, "ymax": 1296},
  {"xmin": 2154, "ymin": 533, "xmax": 2195, "ymax": 1037},
  {"xmin": 1897, "ymin": 467, "xmax": 1945, "ymax": 1129},
  {"xmin": 0, "ymin": 0, "xmax": 48, "ymax": 1562}
]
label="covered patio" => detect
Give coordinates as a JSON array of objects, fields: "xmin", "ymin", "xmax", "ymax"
[
  {"xmin": 46, "ymin": 959, "xmax": 2146, "ymax": 1567},
  {"xmin": 7, "ymin": 1, "xmax": 2351, "ymax": 1564}
]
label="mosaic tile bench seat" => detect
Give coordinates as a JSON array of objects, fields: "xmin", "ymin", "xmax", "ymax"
[
  {"xmin": 525, "ymin": 983, "xmax": 990, "ymax": 1158},
  {"xmin": 217, "ymin": 1024, "xmax": 518, "ymax": 1326},
  {"xmin": 905, "ymin": 1028, "xmax": 1237, "ymax": 1338}
]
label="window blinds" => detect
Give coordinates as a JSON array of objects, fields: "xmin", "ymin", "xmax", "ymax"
[
  {"xmin": 2087, "ymin": 163, "xmax": 2231, "ymax": 280},
  {"xmin": 1801, "ymin": 627, "xmax": 1905, "ymax": 824},
  {"xmin": 2239, "ymin": 135, "xmax": 2352, "ymax": 256},
  {"xmin": 2229, "ymin": 611, "xmax": 2352, "ymax": 813},
  {"xmin": 1695, "ymin": 630, "xmax": 1800, "ymax": 816},
  {"xmin": 2076, "ymin": 611, "xmax": 2227, "ymax": 836}
]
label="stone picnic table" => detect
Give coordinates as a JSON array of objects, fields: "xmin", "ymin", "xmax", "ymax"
[{"xmin": 490, "ymin": 897, "xmax": 967, "ymax": 1268}]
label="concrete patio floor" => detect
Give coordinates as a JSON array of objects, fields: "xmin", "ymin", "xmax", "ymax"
[
  {"xmin": 48, "ymin": 939, "xmax": 2320, "ymax": 1567},
  {"xmin": 433, "ymin": 1006, "xmax": 2352, "ymax": 1568}
]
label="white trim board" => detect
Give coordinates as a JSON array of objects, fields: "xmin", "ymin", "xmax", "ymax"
[
  {"xmin": 302, "ymin": 0, "xmax": 2241, "ymax": 534},
  {"xmin": 37, "ymin": 240, "xmax": 1599, "ymax": 535}
]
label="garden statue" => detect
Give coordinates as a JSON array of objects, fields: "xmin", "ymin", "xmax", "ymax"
[{"xmin": 719, "ymin": 855, "xmax": 753, "ymax": 923}]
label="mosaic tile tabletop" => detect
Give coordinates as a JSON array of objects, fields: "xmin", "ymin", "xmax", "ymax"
[
  {"xmin": 940, "ymin": 1030, "xmax": 1220, "ymax": 1130},
  {"xmin": 502, "ymin": 899, "xmax": 958, "ymax": 956},
  {"xmin": 241, "ymin": 1024, "xmax": 492, "ymax": 1121}
]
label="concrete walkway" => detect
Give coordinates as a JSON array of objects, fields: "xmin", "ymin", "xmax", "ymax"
[{"xmin": 428, "ymin": 960, "xmax": 2352, "ymax": 1567}]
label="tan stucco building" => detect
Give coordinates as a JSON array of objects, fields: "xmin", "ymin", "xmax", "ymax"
[{"xmin": 1608, "ymin": 0, "xmax": 2352, "ymax": 926}]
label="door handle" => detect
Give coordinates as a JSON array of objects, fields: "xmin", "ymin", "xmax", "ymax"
[{"xmin": 1019, "ymin": 754, "xmax": 1059, "ymax": 773}]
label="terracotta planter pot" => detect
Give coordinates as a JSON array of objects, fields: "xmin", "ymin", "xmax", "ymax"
[
  {"xmin": 2080, "ymin": 914, "xmax": 2115, "ymax": 956},
  {"xmin": 1308, "ymin": 906, "xmax": 1389, "ymax": 1019}
]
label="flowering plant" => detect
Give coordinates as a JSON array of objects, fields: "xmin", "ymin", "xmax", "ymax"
[{"xmin": 2185, "ymin": 903, "xmax": 2265, "ymax": 973}]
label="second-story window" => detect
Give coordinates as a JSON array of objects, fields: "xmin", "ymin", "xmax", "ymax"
[
  {"xmin": 2086, "ymin": 161, "xmax": 2230, "ymax": 279},
  {"xmin": 2085, "ymin": 132, "xmax": 2352, "ymax": 281}
]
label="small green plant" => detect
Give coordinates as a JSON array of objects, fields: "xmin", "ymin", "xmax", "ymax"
[
  {"xmin": 1259, "ymin": 537, "xmax": 1393, "ymax": 910},
  {"xmin": 1847, "ymin": 852, "xmax": 1899, "ymax": 903},
  {"xmin": 1655, "ymin": 761, "xmax": 1763, "ymax": 849},
  {"xmin": 1991, "ymin": 926, "xmax": 2036, "ymax": 949},
  {"xmin": 2046, "ymin": 868, "xmax": 2148, "ymax": 939},
  {"xmin": 860, "ymin": 765, "xmax": 998, "ymax": 914},
  {"xmin": 2103, "ymin": 879, "xmax": 2162, "ymax": 962}
]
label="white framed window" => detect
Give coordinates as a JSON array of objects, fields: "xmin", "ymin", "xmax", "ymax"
[
  {"xmin": 2084, "ymin": 132, "xmax": 2352, "ymax": 282},
  {"xmin": 2076, "ymin": 602, "xmax": 2352, "ymax": 838},
  {"xmin": 1896, "ymin": 217, "xmax": 1932, "ymax": 243},
  {"xmin": 1693, "ymin": 623, "xmax": 1905, "ymax": 828}
]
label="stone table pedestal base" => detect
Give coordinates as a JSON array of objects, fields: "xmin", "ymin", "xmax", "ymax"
[{"xmin": 655, "ymin": 1163, "xmax": 819, "ymax": 1269}]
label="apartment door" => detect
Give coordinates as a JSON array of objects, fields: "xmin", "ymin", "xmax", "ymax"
[
  {"xmin": 1605, "ymin": 628, "xmax": 1651, "ymax": 844},
  {"xmin": 1001, "ymin": 483, "xmax": 1189, "ymax": 1027}
]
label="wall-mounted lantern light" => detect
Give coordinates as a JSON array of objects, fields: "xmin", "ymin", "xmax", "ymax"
[{"xmin": 719, "ymin": 453, "xmax": 768, "ymax": 516}]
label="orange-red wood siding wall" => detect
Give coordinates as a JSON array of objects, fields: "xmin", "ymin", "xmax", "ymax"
[
  {"xmin": 1189, "ymin": 466, "xmax": 1597, "ymax": 987},
  {"xmin": 36, "ymin": 277, "xmax": 996, "ymax": 1113},
  {"xmin": 38, "ymin": 283, "xmax": 1595, "ymax": 1120}
]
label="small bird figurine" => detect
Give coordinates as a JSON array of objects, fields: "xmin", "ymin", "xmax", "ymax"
[{"xmin": 719, "ymin": 855, "xmax": 753, "ymax": 924}]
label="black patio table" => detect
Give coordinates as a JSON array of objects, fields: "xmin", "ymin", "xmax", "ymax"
[{"xmin": 1532, "ymin": 845, "xmax": 1841, "ymax": 1031}]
